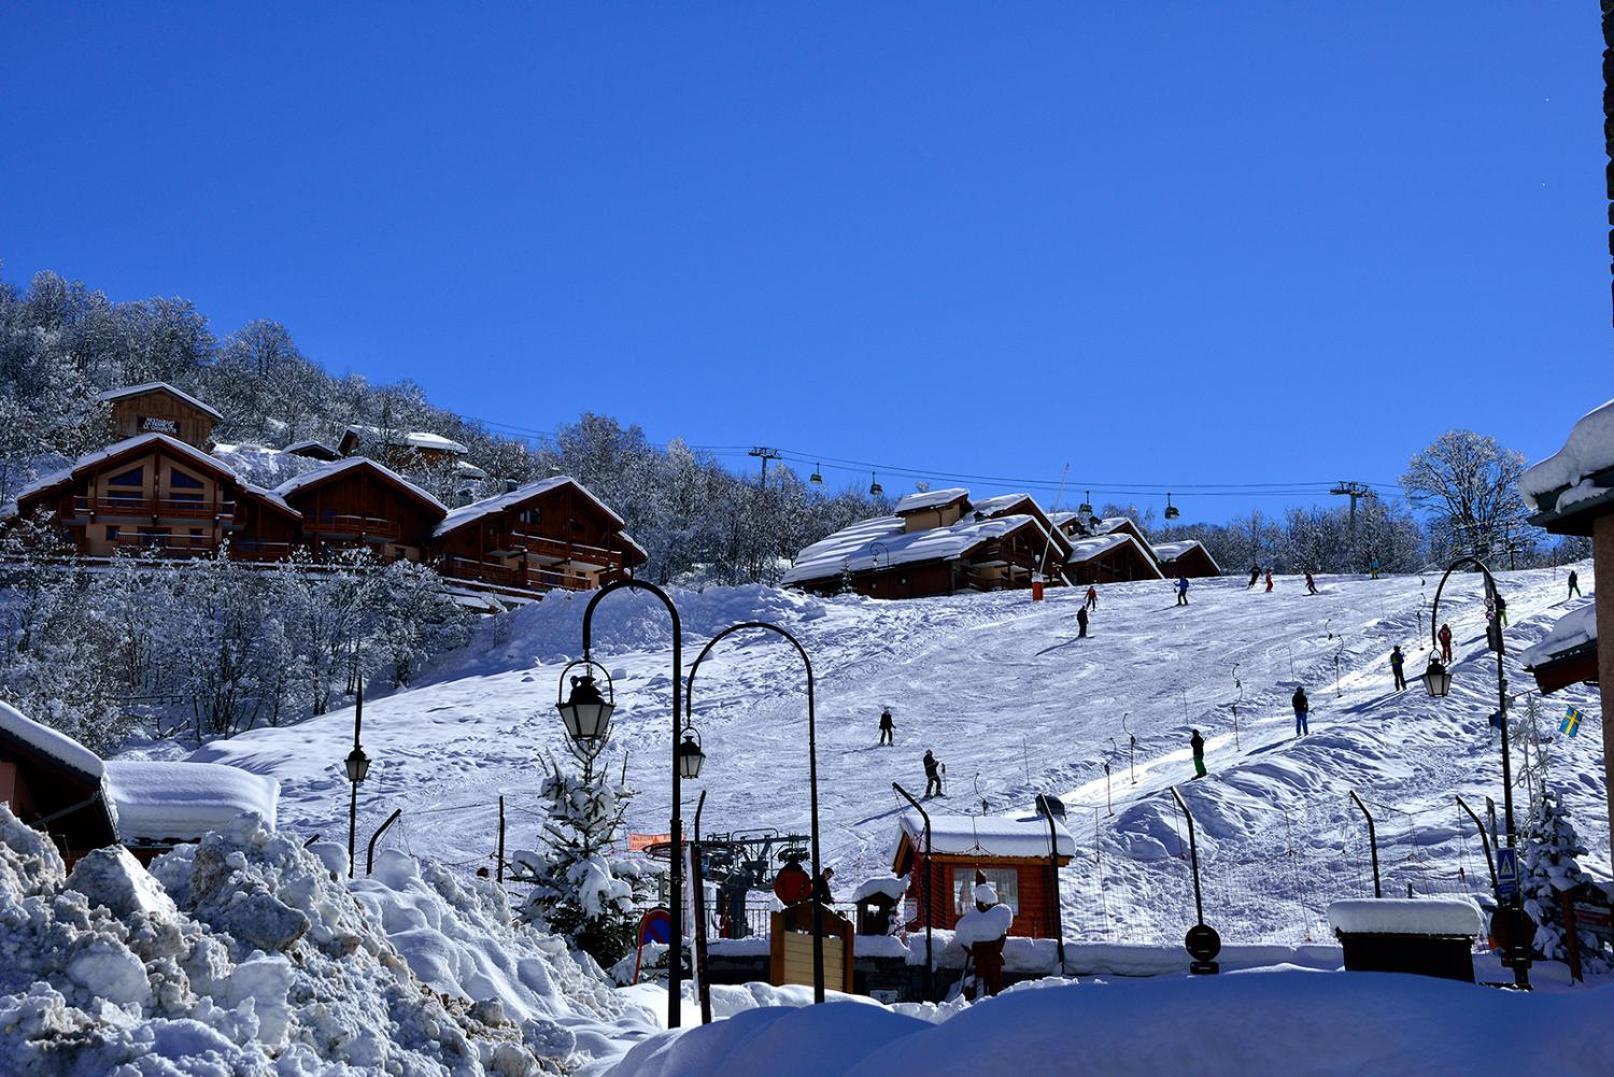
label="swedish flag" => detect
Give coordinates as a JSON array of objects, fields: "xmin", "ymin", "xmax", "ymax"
[{"xmin": 1561, "ymin": 706, "xmax": 1583, "ymax": 738}]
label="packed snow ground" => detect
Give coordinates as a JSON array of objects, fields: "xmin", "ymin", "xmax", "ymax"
[{"xmin": 193, "ymin": 565, "xmax": 1605, "ymax": 947}]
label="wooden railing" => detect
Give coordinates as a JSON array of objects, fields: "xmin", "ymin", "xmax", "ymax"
[
  {"xmin": 305, "ymin": 514, "xmax": 402, "ymax": 541},
  {"xmin": 440, "ymin": 556, "xmax": 595, "ymax": 593},
  {"xmin": 507, "ymin": 531, "xmax": 626, "ymax": 570},
  {"xmin": 111, "ymin": 532, "xmax": 219, "ymax": 555},
  {"xmin": 75, "ymin": 495, "xmax": 233, "ymax": 520}
]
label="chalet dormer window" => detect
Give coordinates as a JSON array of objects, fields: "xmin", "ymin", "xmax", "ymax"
[
  {"xmin": 169, "ymin": 469, "xmax": 204, "ymax": 489},
  {"xmin": 109, "ymin": 466, "xmax": 143, "ymax": 487}
]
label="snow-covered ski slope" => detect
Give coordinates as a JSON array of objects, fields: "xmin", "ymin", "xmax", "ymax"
[{"xmin": 194, "ymin": 565, "xmax": 1605, "ymax": 945}]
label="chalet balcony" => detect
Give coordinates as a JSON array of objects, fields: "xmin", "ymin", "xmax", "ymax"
[
  {"xmin": 110, "ymin": 532, "xmax": 220, "ymax": 557},
  {"xmin": 73, "ymin": 495, "xmax": 235, "ymax": 521},
  {"xmin": 440, "ymin": 556, "xmax": 594, "ymax": 594},
  {"xmin": 304, "ymin": 514, "xmax": 402, "ymax": 541},
  {"xmin": 228, "ymin": 539, "xmax": 295, "ymax": 561},
  {"xmin": 505, "ymin": 531, "xmax": 625, "ymax": 571}
]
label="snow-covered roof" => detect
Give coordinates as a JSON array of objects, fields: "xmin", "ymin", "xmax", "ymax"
[
  {"xmin": 273, "ymin": 456, "xmax": 448, "ymax": 515},
  {"xmin": 1065, "ymin": 533, "xmax": 1163, "ymax": 578},
  {"xmin": 15, "ymin": 433, "xmax": 242, "ymax": 505},
  {"xmin": 436, "ymin": 475, "xmax": 621, "ymax": 536},
  {"xmin": 343, "ymin": 425, "xmax": 469, "ymax": 456},
  {"xmin": 851, "ymin": 875, "xmax": 909, "ymax": 904},
  {"xmin": 1093, "ymin": 517, "xmax": 1145, "ymax": 538},
  {"xmin": 1521, "ymin": 399, "xmax": 1614, "ymax": 522},
  {"xmin": 1152, "ymin": 540, "xmax": 1221, "ymax": 573},
  {"xmin": 104, "ymin": 760, "xmax": 279, "ymax": 844},
  {"xmin": 282, "ymin": 439, "xmax": 340, "ymax": 459},
  {"xmin": 893, "ymin": 488, "xmax": 970, "ymax": 515},
  {"xmin": 970, "ymin": 493, "xmax": 1034, "ymax": 517},
  {"xmin": 896, "ymin": 811, "xmax": 1074, "ymax": 860},
  {"xmin": 1327, "ymin": 898, "xmax": 1482, "ymax": 937},
  {"xmin": 0, "ymin": 701, "xmax": 104, "ymax": 782},
  {"xmin": 1047, "ymin": 510, "xmax": 1081, "ymax": 527},
  {"xmin": 781, "ymin": 512, "xmax": 1045, "ymax": 586},
  {"xmin": 1522, "ymin": 603, "xmax": 1598, "ymax": 669},
  {"xmin": 97, "ymin": 381, "xmax": 223, "ymax": 420}
]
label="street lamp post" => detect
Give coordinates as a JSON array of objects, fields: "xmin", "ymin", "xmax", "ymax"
[
  {"xmin": 685, "ymin": 621, "xmax": 825, "ymax": 1004},
  {"xmin": 1425, "ymin": 556, "xmax": 1530, "ymax": 989},
  {"xmin": 344, "ymin": 676, "xmax": 370, "ymax": 879},
  {"xmin": 557, "ymin": 579, "xmax": 688, "ymax": 1028}
]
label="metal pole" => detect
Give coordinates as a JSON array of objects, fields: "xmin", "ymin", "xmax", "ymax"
[
  {"xmin": 1169, "ymin": 787, "xmax": 1205, "ymax": 925},
  {"xmin": 366, "ymin": 807, "xmax": 401, "ymax": 876},
  {"xmin": 1035, "ymin": 796, "xmax": 1067, "ymax": 971},
  {"xmin": 348, "ymin": 676, "xmax": 364, "ymax": 879},
  {"xmin": 692, "ymin": 790, "xmax": 712, "ymax": 1025},
  {"xmin": 1349, "ymin": 791, "xmax": 1381, "ymax": 898},
  {"xmin": 892, "ymin": 782, "xmax": 934, "ymax": 995},
  {"xmin": 496, "ymin": 795, "xmax": 505, "ymax": 884},
  {"xmin": 686, "ymin": 621, "xmax": 824, "ymax": 1004},
  {"xmin": 1456, "ymin": 794, "xmax": 1498, "ymax": 895},
  {"xmin": 581, "ymin": 579, "xmax": 685, "ymax": 1027},
  {"xmin": 1104, "ymin": 761, "xmax": 1113, "ymax": 817}
]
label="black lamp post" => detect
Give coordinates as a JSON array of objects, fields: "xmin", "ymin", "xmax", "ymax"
[
  {"xmin": 1427, "ymin": 556, "xmax": 1530, "ymax": 989},
  {"xmin": 685, "ymin": 621, "xmax": 825, "ymax": 1004},
  {"xmin": 560, "ymin": 579, "xmax": 687, "ymax": 1028},
  {"xmin": 345, "ymin": 676, "xmax": 370, "ymax": 879}
]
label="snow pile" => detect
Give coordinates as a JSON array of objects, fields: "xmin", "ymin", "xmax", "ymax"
[
  {"xmin": 211, "ymin": 443, "xmax": 326, "ymax": 488},
  {"xmin": 104, "ymin": 760, "xmax": 279, "ymax": 845},
  {"xmin": 608, "ymin": 972, "xmax": 1614, "ymax": 1077},
  {"xmin": 892, "ymin": 488, "xmax": 969, "ymax": 514},
  {"xmin": 1326, "ymin": 898, "xmax": 1482, "ymax": 937},
  {"xmin": 1522, "ymin": 603, "xmax": 1598, "ymax": 668},
  {"xmin": 0, "ymin": 803, "xmax": 633, "ymax": 1074},
  {"xmin": 951, "ymin": 902, "xmax": 1013, "ymax": 947},
  {"xmin": 1521, "ymin": 398, "xmax": 1614, "ymax": 511}
]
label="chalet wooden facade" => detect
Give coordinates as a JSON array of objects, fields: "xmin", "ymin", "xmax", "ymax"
[
  {"xmin": 892, "ymin": 813, "xmax": 1074, "ymax": 939},
  {"xmin": 1151, "ymin": 540, "xmax": 1222, "ymax": 579},
  {"xmin": 432, "ymin": 477, "xmax": 647, "ymax": 593},
  {"xmin": 1064, "ymin": 533, "xmax": 1165, "ymax": 585},
  {"xmin": 338, "ymin": 425, "xmax": 469, "ymax": 468},
  {"xmin": 99, "ymin": 382, "xmax": 221, "ymax": 448},
  {"xmin": 275, "ymin": 457, "xmax": 446, "ymax": 563}
]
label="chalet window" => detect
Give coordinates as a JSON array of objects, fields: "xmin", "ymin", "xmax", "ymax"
[
  {"xmin": 105, "ymin": 526, "xmax": 120, "ymax": 541},
  {"xmin": 108, "ymin": 466, "xmax": 143, "ymax": 487},
  {"xmin": 169, "ymin": 469, "xmax": 204, "ymax": 489},
  {"xmin": 519, "ymin": 508, "xmax": 540, "ymax": 525},
  {"xmin": 952, "ymin": 867, "xmax": 1020, "ymax": 915}
]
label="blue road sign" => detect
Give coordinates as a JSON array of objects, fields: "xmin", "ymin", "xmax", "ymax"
[{"xmin": 1496, "ymin": 848, "xmax": 1519, "ymax": 900}]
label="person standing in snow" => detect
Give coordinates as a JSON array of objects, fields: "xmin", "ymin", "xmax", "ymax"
[
  {"xmin": 955, "ymin": 872, "xmax": 1012, "ymax": 998},
  {"xmin": 1076, "ymin": 604, "xmax": 1089, "ymax": 638},
  {"xmin": 1085, "ymin": 585, "xmax": 1098, "ymax": 610},
  {"xmin": 1305, "ymin": 571, "xmax": 1319, "ymax": 596},
  {"xmin": 1176, "ymin": 577, "xmax": 1190, "ymax": 606},
  {"xmin": 1265, "ymin": 570, "xmax": 1275, "ymax": 593},
  {"xmin": 1369, "ymin": 559, "xmax": 1380, "ymax": 580},
  {"xmin": 1568, "ymin": 569, "xmax": 1581, "ymax": 599},
  {"xmin": 1494, "ymin": 592, "xmax": 1507, "ymax": 626},
  {"xmin": 878, "ymin": 707, "xmax": 894, "ymax": 746},
  {"xmin": 1248, "ymin": 564, "xmax": 1261, "ymax": 589},
  {"xmin": 1389, "ymin": 646, "xmax": 1406, "ymax": 691},
  {"xmin": 1190, "ymin": 729, "xmax": 1206, "ymax": 779},
  {"xmin": 923, "ymin": 751, "xmax": 945, "ymax": 798},
  {"xmin": 1438, "ymin": 622, "xmax": 1453, "ymax": 663},
  {"xmin": 1292, "ymin": 686, "xmax": 1310, "ymax": 736}
]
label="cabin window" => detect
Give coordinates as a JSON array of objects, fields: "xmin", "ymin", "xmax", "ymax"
[
  {"xmin": 519, "ymin": 508, "xmax": 540, "ymax": 525},
  {"xmin": 169, "ymin": 469, "xmax": 205, "ymax": 489},
  {"xmin": 108, "ymin": 466, "xmax": 143, "ymax": 487},
  {"xmin": 953, "ymin": 867, "xmax": 1020, "ymax": 915},
  {"xmin": 105, "ymin": 526, "xmax": 120, "ymax": 542}
]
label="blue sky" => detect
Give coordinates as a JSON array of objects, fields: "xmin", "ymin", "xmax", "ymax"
[{"xmin": 1, "ymin": 4, "xmax": 1606, "ymax": 521}]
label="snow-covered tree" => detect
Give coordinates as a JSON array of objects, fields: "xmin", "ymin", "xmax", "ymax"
[{"xmin": 1521, "ymin": 791, "xmax": 1611, "ymax": 973}]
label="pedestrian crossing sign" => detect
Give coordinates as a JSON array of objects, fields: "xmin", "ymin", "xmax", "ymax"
[{"xmin": 1561, "ymin": 706, "xmax": 1583, "ymax": 738}]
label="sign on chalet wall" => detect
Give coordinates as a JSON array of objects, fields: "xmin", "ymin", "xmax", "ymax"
[{"xmin": 140, "ymin": 416, "xmax": 180, "ymax": 434}]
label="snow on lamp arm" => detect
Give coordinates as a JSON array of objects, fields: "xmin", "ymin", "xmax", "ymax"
[{"xmin": 685, "ymin": 620, "xmax": 825, "ymax": 1010}]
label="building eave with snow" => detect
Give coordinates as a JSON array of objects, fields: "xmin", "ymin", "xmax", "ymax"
[
  {"xmin": 1522, "ymin": 604, "xmax": 1599, "ymax": 695},
  {"xmin": 891, "ymin": 812, "xmax": 1073, "ymax": 939},
  {"xmin": 1151, "ymin": 539, "xmax": 1222, "ymax": 579}
]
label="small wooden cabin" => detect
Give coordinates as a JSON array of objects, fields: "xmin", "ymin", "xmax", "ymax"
[
  {"xmin": 1151, "ymin": 540, "xmax": 1222, "ymax": 579},
  {"xmin": 1064, "ymin": 533, "xmax": 1165, "ymax": 585},
  {"xmin": 892, "ymin": 812, "xmax": 1074, "ymax": 939},
  {"xmin": 1523, "ymin": 606, "xmax": 1598, "ymax": 695},
  {"xmin": 431, "ymin": 476, "xmax": 646, "ymax": 593},
  {"xmin": 98, "ymin": 382, "xmax": 221, "ymax": 449},
  {"xmin": 282, "ymin": 439, "xmax": 342, "ymax": 462},
  {"xmin": 275, "ymin": 457, "xmax": 446, "ymax": 563},
  {"xmin": 0, "ymin": 702, "xmax": 117, "ymax": 868},
  {"xmin": 338, "ymin": 425, "xmax": 469, "ymax": 468}
]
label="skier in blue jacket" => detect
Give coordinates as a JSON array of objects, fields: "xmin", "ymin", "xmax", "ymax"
[{"xmin": 1175, "ymin": 577, "xmax": 1190, "ymax": 606}]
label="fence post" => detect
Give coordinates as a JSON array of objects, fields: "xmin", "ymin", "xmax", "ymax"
[
  {"xmin": 496, "ymin": 796, "xmax": 505, "ymax": 884},
  {"xmin": 1170, "ymin": 787, "xmax": 1220, "ymax": 974},
  {"xmin": 1349, "ymin": 791, "xmax": 1381, "ymax": 898}
]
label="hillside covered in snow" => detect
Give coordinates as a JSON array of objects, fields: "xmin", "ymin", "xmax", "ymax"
[{"xmin": 194, "ymin": 563, "xmax": 1605, "ymax": 947}]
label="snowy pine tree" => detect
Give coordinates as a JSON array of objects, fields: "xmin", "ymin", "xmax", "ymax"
[
  {"xmin": 1521, "ymin": 791, "xmax": 1610, "ymax": 972},
  {"xmin": 516, "ymin": 745, "xmax": 655, "ymax": 967}
]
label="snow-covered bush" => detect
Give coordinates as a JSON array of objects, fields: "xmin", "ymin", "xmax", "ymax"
[{"xmin": 1521, "ymin": 790, "xmax": 1611, "ymax": 973}]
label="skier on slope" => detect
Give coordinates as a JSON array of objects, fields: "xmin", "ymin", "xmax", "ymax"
[
  {"xmin": 923, "ymin": 750, "xmax": 945, "ymax": 798},
  {"xmin": 1077, "ymin": 604, "xmax": 1089, "ymax": 638},
  {"xmin": 1494, "ymin": 592, "xmax": 1508, "ymax": 627},
  {"xmin": 1265, "ymin": 570, "xmax": 1274, "ymax": 593},
  {"xmin": 1369, "ymin": 559, "xmax": 1381, "ymax": 580},
  {"xmin": 1190, "ymin": 728, "xmax": 1207, "ymax": 779},
  {"xmin": 1085, "ymin": 585, "xmax": 1098, "ymax": 610},
  {"xmin": 1248, "ymin": 564, "xmax": 1261, "ymax": 589},
  {"xmin": 1176, "ymin": 577, "xmax": 1190, "ymax": 606},
  {"xmin": 878, "ymin": 707, "xmax": 895, "ymax": 746},
  {"xmin": 1438, "ymin": 622, "xmax": 1453, "ymax": 663},
  {"xmin": 1305, "ymin": 571, "xmax": 1319, "ymax": 596},
  {"xmin": 1568, "ymin": 569, "xmax": 1581, "ymax": 599},
  {"xmin": 1292, "ymin": 686, "xmax": 1310, "ymax": 736},
  {"xmin": 1390, "ymin": 645, "xmax": 1406, "ymax": 691}
]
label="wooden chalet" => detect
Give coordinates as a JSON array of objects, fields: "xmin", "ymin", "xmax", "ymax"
[
  {"xmin": 1151, "ymin": 539, "xmax": 1222, "ymax": 579},
  {"xmin": 781, "ymin": 489, "xmax": 1075, "ymax": 599},
  {"xmin": 274, "ymin": 457, "xmax": 446, "ymax": 563},
  {"xmin": 1522, "ymin": 606, "xmax": 1598, "ymax": 695},
  {"xmin": 431, "ymin": 476, "xmax": 646, "ymax": 593},
  {"xmin": 98, "ymin": 382, "xmax": 221, "ymax": 449},
  {"xmin": 892, "ymin": 812, "xmax": 1074, "ymax": 939},
  {"xmin": 8, "ymin": 433, "xmax": 302, "ymax": 560},
  {"xmin": 0, "ymin": 702, "xmax": 117, "ymax": 868},
  {"xmin": 338, "ymin": 425, "xmax": 469, "ymax": 467},
  {"xmin": 1064, "ymin": 532, "xmax": 1164, "ymax": 585},
  {"xmin": 283, "ymin": 439, "xmax": 342, "ymax": 462}
]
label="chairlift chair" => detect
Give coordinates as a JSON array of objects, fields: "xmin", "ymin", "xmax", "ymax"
[
  {"xmin": 810, "ymin": 463, "xmax": 823, "ymax": 484},
  {"xmin": 869, "ymin": 473, "xmax": 883, "ymax": 497},
  {"xmin": 1165, "ymin": 492, "xmax": 1181, "ymax": 520}
]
